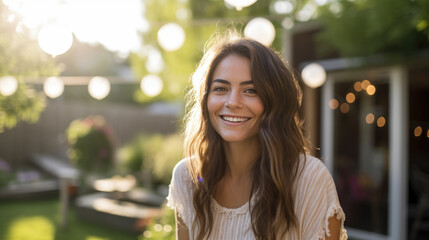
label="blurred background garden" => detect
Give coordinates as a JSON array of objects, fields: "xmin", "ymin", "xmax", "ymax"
[{"xmin": 0, "ymin": 0, "xmax": 428, "ymax": 240}]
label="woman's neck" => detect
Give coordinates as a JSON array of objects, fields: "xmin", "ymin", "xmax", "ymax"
[
  {"xmin": 223, "ymin": 136, "xmax": 260, "ymax": 179},
  {"xmin": 213, "ymin": 137, "xmax": 260, "ymax": 208}
]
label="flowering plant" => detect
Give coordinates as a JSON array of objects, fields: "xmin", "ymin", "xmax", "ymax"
[{"xmin": 66, "ymin": 115, "xmax": 116, "ymax": 174}]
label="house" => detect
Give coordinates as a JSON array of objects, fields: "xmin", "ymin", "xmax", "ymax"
[{"xmin": 285, "ymin": 22, "xmax": 429, "ymax": 240}]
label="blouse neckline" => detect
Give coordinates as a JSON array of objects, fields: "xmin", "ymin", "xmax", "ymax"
[{"xmin": 211, "ymin": 197, "xmax": 251, "ymax": 215}]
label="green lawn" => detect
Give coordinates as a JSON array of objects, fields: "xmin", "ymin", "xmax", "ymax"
[{"xmin": 0, "ymin": 197, "xmax": 139, "ymax": 240}]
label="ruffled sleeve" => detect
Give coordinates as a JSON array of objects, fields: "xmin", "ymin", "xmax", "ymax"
[
  {"xmin": 166, "ymin": 158, "xmax": 194, "ymax": 229},
  {"xmin": 295, "ymin": 156, "xmax": 348, "ymax": 240}
]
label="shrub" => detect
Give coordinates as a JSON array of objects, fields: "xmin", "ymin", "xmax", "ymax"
[
  {"xmin": 66, "ymin": 115, "xmax": 116, "ymax": 175},
  {"xmin": 117, "ymin": 133, "xmax": 183, "ymax": 188}
]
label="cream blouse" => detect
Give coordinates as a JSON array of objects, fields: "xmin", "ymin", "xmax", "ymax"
[{"xmin": 167, "ymin": 155, "xmax": 348, "ymax": 239}]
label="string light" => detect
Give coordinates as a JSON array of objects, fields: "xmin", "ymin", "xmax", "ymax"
[
  {"xmin": 377, "ymin": 116, "xmax": 386, "ymax": 127},
  {"xmin": 366, "ymin": 85, "xmax": 376, "ymax": 95},
  {"xmin": 38, "ymin": 24, "xmax": 73, "ymax": 57},
  {"xmin": 157, "ymin": 23, "xmax": 185, "ymax": 52},
  {"xmin": 329, "ymin": 99, "xmax": 339, "ymax": 110},
  {"xmin": 244, "ymin": 17, "xmax": 276, "ymax": 46},
  {"xmin": 140, "ymin": 75, "xmax": 163, "ymax": 97},
  {"xmin": 346, "ymin": 92, "xmax": 355, "ymax": 103},
  {"xmin": 88, "ymin": 76, "xmax": 110, "ymax": 100},
  {"xmin": 0, "ymin": 76, "xmax": 18, "ymax": 96},
  {"xmin": 340, "ymin": 103, "xmax": 349, "ymax": 113},
  {"xmin": 354, "ymin": 81, "xmax": 363, "ymax": 92},
  {"xmin": 365, "ymin": 113, "xmax": 375, "ymax": 124},
  {"xmin": 43, "ymin": 77, "xmax": 64, "ymax": 99},
  {"xmin": 225, "ymin": 0, "xmax": 258, "ymax": 11},
  {"xmin": 361, "ymin": 80, "xmax": 370, "ymax": 90},
  {"xmin": 301, "ymin": 63, "xmax": 327, "ymax": 88},
  {"xmin": 414, "ymin": 126, "xmax": 422, "ymax": 137}
]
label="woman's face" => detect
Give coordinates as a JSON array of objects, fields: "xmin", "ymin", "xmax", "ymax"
[{"xmin": 207, "ymin": 54, "xmax": 264, "ymax": 143}]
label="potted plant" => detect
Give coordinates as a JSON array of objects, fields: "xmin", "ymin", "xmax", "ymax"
[{"xmin": 66, "ymin": 115, "xmax": 116, "ymax": 193}]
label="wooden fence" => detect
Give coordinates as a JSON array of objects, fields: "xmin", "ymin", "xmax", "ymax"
[{"xmin": 0, "ymin": 99, "xmax": 181, "ymax": 163}]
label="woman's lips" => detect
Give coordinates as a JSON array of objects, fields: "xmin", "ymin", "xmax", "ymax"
[{"xmin": 220, "ymin": 115, "xmax": 251, "ymax": 125}]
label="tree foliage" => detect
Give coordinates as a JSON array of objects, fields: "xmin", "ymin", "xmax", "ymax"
[
  {"xmin": 0, "ymin": 3, "xmax": 58, "ymax": 132},
  {"xmin": 0, "ymin": 83, "xmax": 46, "ymax": 132},
  {"xmin": 317, "ymin": 0, "xmax": 429, "ymax": 57}
]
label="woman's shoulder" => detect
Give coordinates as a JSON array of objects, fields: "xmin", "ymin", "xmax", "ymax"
[
  {"xmin": 300, "ymin": 154, "xmax": 326, "ymax": 170},
  {"xmin": 171, "ymin": 158, "xmax": 192, "ymax": 183},
  {"xmin": 297, "ymin": 154, "xmax": 333, "ymax": 186},
  {"xmin": 172, "ymin": 158, "xmax": 190, "ymax": 173}
]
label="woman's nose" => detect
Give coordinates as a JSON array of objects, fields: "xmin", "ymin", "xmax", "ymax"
[{"xmin": 225, "ymin": 90, "xmax": 243, "ymax": 108}]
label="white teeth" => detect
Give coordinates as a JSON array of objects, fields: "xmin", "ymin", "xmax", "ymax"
[{"xmin": 222, "ymin": 116, "xmax": 249, "ymax": 122}]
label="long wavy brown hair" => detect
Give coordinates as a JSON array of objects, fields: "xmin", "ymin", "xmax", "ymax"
[{"xmin": 184, "ymin": 32, "xmax": 308, "ymax": 239}]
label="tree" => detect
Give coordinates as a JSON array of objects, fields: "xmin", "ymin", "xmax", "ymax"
[
  {"xmin": 316, "ymin": 0, "xmax": 429, "ymax": 58},
  {"xmin": 0, "ymin": 3, "xmax": 58, "ymax": 132}
]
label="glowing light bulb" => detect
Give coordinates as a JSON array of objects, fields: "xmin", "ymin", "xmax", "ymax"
[
  {"xmin": 377, "ymin": 116, "xmax": 386, "ymax": 127},
  {"xmin": 365, "ymin": 113, "xmax": 375, "ymax": 124},
  {"xmin": 140, "ymin": 75, "xmax": 163, "ymax": 97},
  {"xmin": 414, "ymin": 126, "xmax": 422, "ymax": 137},
  {"xmin": 366, "ymin": 85, "xmax": 376, "ymax": 95},
  {"xmin": 244, "ymin": 17, "xmax": 276, "ymax": 46},
  {"xmin": 346, "ymin": 92, "xmax": 355, "ymax": 103},
  {"xmin": 361, "ymin": 80, "xmax": 370, "ymax": 90},
  {"xmin": 88, "ymin": 76, "xmax": 110, "ymax": 100},
  {"xmin": 340, "ymin": 103, "xmax": 349, "ymax": 113},
  {"xmin": 38, "ymin": 24, "xmax": 73, "ymax": 57},
  {"xmin": 157, "ymin": 23, "xmax": 185, "ymax": 52},
  {"xmin": 354, "ymin": 81, "xmax": 362, "ymax": 92},
  {"xmin": 224, "ymin": 0, "xmax": 257, "ymax": 10},
  {"xmin": 329, "ymin": 99, "xmax": 339, "ymax": 110},
  {"xmin": 273, "ymin": 1, "xmax": 294, "ymax": 14},
  {"xmin": 301, "ymin": 63, "xmax": 326, "ymax": 88},
  {"xmin": 0, "ymin": 76, "xmax": 18, "ymax": 96},
  {"xmin": 43, "ymin": 76, "xmax": 64, "ymax": 98}
]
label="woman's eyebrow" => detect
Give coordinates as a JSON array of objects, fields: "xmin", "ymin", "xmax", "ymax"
[{"xmin": 212, "ymin": 79, "xmax": 253, "ymax": 85}]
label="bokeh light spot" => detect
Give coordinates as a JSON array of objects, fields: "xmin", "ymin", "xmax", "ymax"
[
  {"xmin": 366, "ymin": 85, "xmax": 376, "ymax": 95},
  {"xmin": 157, "ymin": 23, "xmax": 185, "ymax": 52},
  {"xmin": 88, "ymin": 76, "xmax": 111, "ymax": 100},
  {"xmin": 244, "ymin": 17, "xmax": 276, "ymax": 46},
  {"xmin": 140, "ymin": 75, "xmax": 163, "ymax": 97},
  {"xmin": 301, "ymin": 63, "xmax": 326, "ymax": 88},
  {"xmin": 365, "ymin": 113, "xmax": 375, "ymax": 124},
  {"xmin": 346, "ymin": 92, "xmax": 355, "ymax": 103},
  {"xmin": 329, "ymin": 99, "xmax": 339, "ymax": 110},
  {"xmin": 0, "ymin": 76, "xmax": 18, "ymax": 96},
  {"xmin": 361, "ymin": 80, "xmax": 370, "ymax": 90},
  {"xmin": 340, "ymin": 103, "xmax": 349, "ymax": 113},
  {"xmin": 38, "ymin": 24, "xmax": 73, "ymax": 57},
  {"xmin": 414, "ymin": 126, "xmax": 422, "ymax": 137},
  {"xmin": 44, "ymin": 77, "xmax": 64, "ymax": 99},
  {"xmin": 377, "ymin": 116, "xmax": 386, "ymax": 127},
  {"xmin": 354, "ymin": 81, "xmax": 362, "ymax": 92}
]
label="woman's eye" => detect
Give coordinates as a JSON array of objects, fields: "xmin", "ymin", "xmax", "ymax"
[
  {"xmin": 244, "ymin": 88, "xmax": 257, "ymax": 94},
  {"xmin": 213, "ymin": 87, "xmax": 228, "ymax": 92}
]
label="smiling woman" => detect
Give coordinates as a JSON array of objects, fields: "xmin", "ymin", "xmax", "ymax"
[
  {"xmin": 207, "ymin": 54, "xmax": 263, "ymax": 143},
  {"xmin": 167, "ymin": 31, "xmax": 348, "ymax": 240}
]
